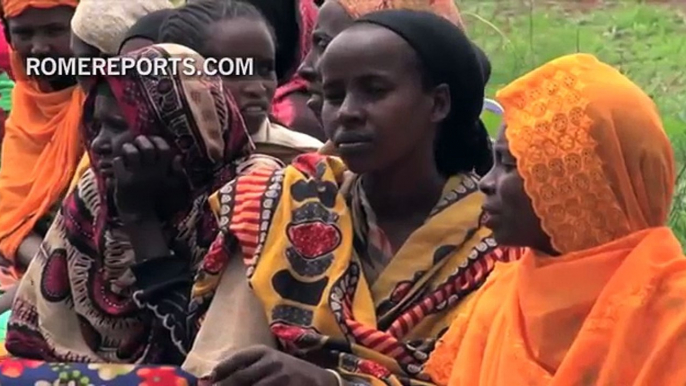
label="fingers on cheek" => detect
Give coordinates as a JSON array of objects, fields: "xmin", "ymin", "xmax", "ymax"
[
  {"xmin": 150, "ymin": 136, "xmax": 170, "ymax": 151},
  {"xmin": 111, "ymin": 133, "xmax": 136, "ymax": 157},
  {"xmin": 121, "ymin": 144, "xmax": 140, "ymax": 167},
  {"xmin": 134, "ymin": 136, "xmax": 156, "ymax": 161}
]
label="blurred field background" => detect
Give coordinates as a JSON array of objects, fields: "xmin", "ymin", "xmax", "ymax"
[{"xmin": 466, "ymin": 0, "xmax": 686, "ymax": 245}]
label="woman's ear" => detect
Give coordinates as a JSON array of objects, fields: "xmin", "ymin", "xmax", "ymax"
[{"xmin": 430, "ymin": 83, "xmax": 451, "ymax": 124}]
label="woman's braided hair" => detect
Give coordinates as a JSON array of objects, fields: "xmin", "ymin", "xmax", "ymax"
[
  {"xmin": 159, "ymin": 0, "xmax": 275, "ymax": 56},
  {"xmin": 417, "ymin": 45, "xmax": 494, "ymax": 177},
  {"xmin": 358, "ymin": 10, "xmax": 494, "ymax": 178}
]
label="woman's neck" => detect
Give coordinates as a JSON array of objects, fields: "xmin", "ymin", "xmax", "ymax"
[{"xmin": 362, "ymin": 152, "xmax": 446, "ymax": 220}]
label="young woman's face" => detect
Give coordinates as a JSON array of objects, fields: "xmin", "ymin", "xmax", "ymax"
[
  {"xmin": 478, "ymin": 125, "xmax": 554, "ymax": 253},
  {"xmin": 319, "ymin": 24, "xmax": 445, "ymax": 174},
  {"xmin": 8, "ymin": 5, "xmax": 74, "ymax": 86},
  {"xmin": 203, "ymin": 18, "xmax": 277, "ymax": 135},
  {"xmin": 297, "ymin": 0, "xmax": 353, "ymax": 121},
  {"xmin": 89, "ymin": 83, "xmax": 134, "ymax": 183}
]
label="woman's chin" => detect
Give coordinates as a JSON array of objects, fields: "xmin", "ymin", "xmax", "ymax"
[{"xmin": 243, "ymin": 113, "xmax": 269, "ymax": 136}]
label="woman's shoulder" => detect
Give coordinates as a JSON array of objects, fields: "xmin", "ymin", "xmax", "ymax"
[{"xmin": 268, "ymin": 122, "xmax": 324, "ymax": 150}]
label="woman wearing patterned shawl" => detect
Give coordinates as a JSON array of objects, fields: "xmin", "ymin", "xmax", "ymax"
[
  {"xmin": 183, "ymin": 9, "xmax": 519, "ymax": 386},
  {"xmin": 424, "ymin": 54, "xmax": 685, "ymax": 386},
  {"xmin": 1, "ymin": 44, "xmax": 278, "ymax": 383}
]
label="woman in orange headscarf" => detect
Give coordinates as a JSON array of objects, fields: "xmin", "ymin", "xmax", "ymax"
[
  {"xmin": 424, "ymin": 53, "xmax": 686, "ymax": 386},
  {"xmin": 0, "ymin": 0, "xmax": 84, "ymax": 297}
]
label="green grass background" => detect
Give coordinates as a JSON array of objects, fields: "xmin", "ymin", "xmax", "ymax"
[{"xmin": 468, "ymin": 0, "xmax": 686, "ymax": 246}]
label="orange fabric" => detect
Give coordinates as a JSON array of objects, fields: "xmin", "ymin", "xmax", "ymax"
[
  {"xmin": 0, "ymin": 52, "xmax": 84, "ymax": 266},
  {"xmin": 424, "ymin": 54, "xmax": 685, "ymax": 386},
  {"xmin": 336, "ymin": 0, "xmax": 464, "ymax": 27},
  {"xmin": 0, "ymin": 0, "xmax": 77, "ymax": 18}
]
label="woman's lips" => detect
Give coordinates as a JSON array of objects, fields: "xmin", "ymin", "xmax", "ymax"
[
  {"xmin": 242, "ymin": 105, "xmax": 267, "ymax": 114},
  {"xmin": 481, "ymin": 206, "xmax": 501, "ymax": 229},
  {"xmin": 335, "ymin": 141, "xmax": 374, "ymax": 155}
]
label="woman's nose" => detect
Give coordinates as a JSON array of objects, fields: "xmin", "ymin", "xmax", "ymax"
[
  {"xmin": 30, "ymin": 37, "xmax": 51, "ymax": 57},
  {"xmin": 297, "ymin": 51, "xmax": 319, "ymax": 83},
  {"xmin": 90, "ymin": 131, "xmax": 112, "ymax": 156},
  {"xmin": 478, "ymin": 168, "xmax": 497, "ymax": 195},
  {"xmin": 243, "ymin": 80, "xmax": 267, "ymax": 97}
]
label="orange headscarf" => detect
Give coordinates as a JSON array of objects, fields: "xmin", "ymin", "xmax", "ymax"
[
  {"xmin": 0, "ymin": 0, "xmax": 77, "ymax": 18},
  {"xmin": 0, "ymin": 0, "xmax": 83, "ymax": 275},
  {"xmin": 424, "ymin": 54, "xmax": 686, "ymax": 386},
  {"xmin": 336, "ymin": 0, "xmax": 464, "ymax": 28}
]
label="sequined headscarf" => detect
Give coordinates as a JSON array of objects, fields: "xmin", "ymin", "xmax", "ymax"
[
  {"xmin": 498, "ymin": 53, "xmax": 675, "ymax": 254},
  {"xmin": 424, "ymin": 54, "xmax": 684, "ymax": 386}
]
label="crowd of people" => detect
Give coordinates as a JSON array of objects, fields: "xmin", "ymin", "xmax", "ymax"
[{"xmin": 0, "ymin": 0, "xmax": 682, "ymax": 384}]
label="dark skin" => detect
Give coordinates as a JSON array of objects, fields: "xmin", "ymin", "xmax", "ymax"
[
  {"xmin": 201, "ymin": 17, "xmax": 322, "ymax": 141},
  {"xmin": 210, "ymin": 24, "xmax": 450, "ymax": 386},
  {"xmin": 6, "ymin": 6, "xmax": 76, "ymax": 91},
  {"xmin": 478, "ymin": 125, "xmax": 558, "ymax": 255},
  {"xmin": 286, "ymin": 91, "xmax": 326, "ymax": 141},
  {"xmin": 0, "ymin": 284, "xmax": 16, "ymax": 312},
  {"xmin": 70, "ymin": 34, "xmax": 102, "ymax": 91},
  {"xmin": 90, "ymin": 84, "xmax": 188, "ymax": 263},
  {"xmin": 240, "ymin": 0, "xmax": 323, "ymax": 139},
  {"xmin": 202, "ymin": 18, "xmax": 278, "ymax": 136},
  {"xmin": 321, "ymin": 24, "xmax": 450, "ymax": 246},
  {"xmin": 297, "ymin": 0, "xmax": 353, "ymax": 125}
]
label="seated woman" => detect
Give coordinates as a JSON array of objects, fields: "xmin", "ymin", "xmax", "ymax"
[
  {"xmin": 69, "ymin": 6, "xmax": 180, "ymax": 192},
  {"xmin": 0, "ymin": 0, "xmax": 83, "ymax": 315},
  {"xmin": 160, "ymin": 0, "xmax": 324, "ymax": 162},
  {"xmin": 2, "ymin": 44, "xmax": 278, "ymax": 383},
  {"xmin": 424, "ymin": 53, "xmax": 685, "ymax": 386},
  {"xmin": 184, "ymin": 9, "xmax": 518, "ymax": 385}
]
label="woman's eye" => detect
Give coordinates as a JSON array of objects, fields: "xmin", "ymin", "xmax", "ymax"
[{"xmin": 323, "ymin": 91, "xmax": 344, "ymax": 104}]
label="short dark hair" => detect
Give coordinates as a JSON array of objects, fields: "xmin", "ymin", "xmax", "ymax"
[{"xmin": 159, "ymin": 0, "xmax": 275, "ymax": 57}]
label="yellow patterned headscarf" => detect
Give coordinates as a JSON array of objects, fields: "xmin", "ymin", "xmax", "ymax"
[
  {"xmin": 336, "ymin": 0, "xmax": 464, "ymax": 27},
  {"xmin": 497, "ymin": 53, "xmax": 675, "ymax": 254}
]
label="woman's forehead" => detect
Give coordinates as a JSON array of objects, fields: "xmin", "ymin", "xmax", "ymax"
[
  {"xmin": 322, "ymin": 25, "xmax": 413, "ymax": 69},
  {"xmin": 316, "ymin": 0, "xmax": 354, "ymax": 38}
]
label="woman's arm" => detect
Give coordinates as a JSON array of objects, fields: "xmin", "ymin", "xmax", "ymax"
[
  {"xmin": 0, "ymin": 283, "xmax": 17, "ymax": 313},
  {"xmin": 15, "ymin": 232, "xmax": 43, "ymax": 268},
  {"xmin": 182, "ymin": 247, "xmax": 276, "ymax": 378}
]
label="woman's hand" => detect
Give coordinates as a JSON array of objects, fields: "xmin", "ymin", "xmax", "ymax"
[
  {"xmin": 112, "ymin": 135, "xmax": 178, "ymax": 221},
  {"xmin": 209, "ymin": 345, "xmax": 341, "ymax": 386}
]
